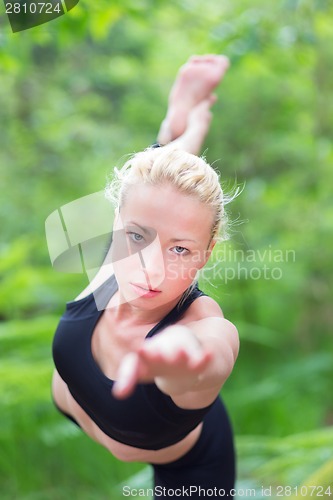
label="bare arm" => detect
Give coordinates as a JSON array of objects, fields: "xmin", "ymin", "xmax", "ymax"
[{"xmin": 112, "ymin": 312, "xmax": 239, "ymax": 409}]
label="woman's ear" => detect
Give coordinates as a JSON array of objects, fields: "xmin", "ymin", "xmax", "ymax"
[
  {"xmin": 113, "ymin": 206, "xmax": 121, "ymax": 229},
  {"xmin": 209, "ymin": 238, "xmax": 217, "ymax": 253},
  {"xmin": 198, "ymin": 238, "xmax": 217, "ymax": 269},
  {"xmin": 206, "ymin": 237, "xmax": 217, "ymax": 258}
]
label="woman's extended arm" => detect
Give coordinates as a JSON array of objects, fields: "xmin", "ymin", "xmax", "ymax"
[{"xmin": 112, "ymin": 298, "xmax": 239, "ymax": 409}]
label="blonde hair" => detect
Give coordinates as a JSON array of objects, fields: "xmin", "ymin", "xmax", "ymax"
[{"xmin": 105, "ymin": 145, "xmax": 233, "ymax": 242}]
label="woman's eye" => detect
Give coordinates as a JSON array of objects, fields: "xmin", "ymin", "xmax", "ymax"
[
  {"xmin": 127, "ymin": 232, "xmax": 144, "ymax": 243},
  {"xmin": 172, "ymin": 246, "xmax": 189, "ymax": 255}
]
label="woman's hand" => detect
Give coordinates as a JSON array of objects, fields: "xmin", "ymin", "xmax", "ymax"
[{"xmin": 112, "ymin": 325, "xmax": 213, "ymax": 399}]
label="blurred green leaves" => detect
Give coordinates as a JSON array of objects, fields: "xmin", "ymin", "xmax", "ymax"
[{"xmin": 1, "ymin": 0, "xmax": 333, "ymax": 497}]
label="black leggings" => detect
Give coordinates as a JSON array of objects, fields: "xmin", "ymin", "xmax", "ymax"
[
  {"xmin": 53, "ymin": 396, "xmax": 235, "ymax": 498},
  {"xmin": 151, "ymin": 397, "xmax": 235, "ymax": 499}
]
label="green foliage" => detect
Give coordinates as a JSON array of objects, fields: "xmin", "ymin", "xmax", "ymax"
[
  {"xmin": 237, "ymin": 429, "xmax": 333, "ymax": 498},
  {"xmin": 299, "ymin": 458, "xmax": 333, "ymax": 498},
  {"xmin": 0, "ymin": 237, "xmax": 86, "ymax": 319},
  {"xmin": 1, "ymin": 0, "xmax": 333, "ymax": 496}
]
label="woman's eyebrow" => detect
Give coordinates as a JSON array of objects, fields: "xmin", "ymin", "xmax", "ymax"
[
  {"xmin": 169, "ymin": 237, "xmax": 197, "ymax": 243},
  {"xmin": 126, "ymin": 221, "xmax": 153, "ymax": 236},
  {"xmin": 126, "ymin": 221, "xmax": 197, "ymax": 243}
]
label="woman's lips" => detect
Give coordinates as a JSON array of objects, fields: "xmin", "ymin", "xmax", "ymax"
[{"xmin": 130, "ymin": 283, "xmax": 162, "ymax": 298}]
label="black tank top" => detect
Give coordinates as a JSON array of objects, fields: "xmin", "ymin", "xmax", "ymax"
[{"xmin": 52, "ymin": 275, "xmax": 217, "ymax": 450}]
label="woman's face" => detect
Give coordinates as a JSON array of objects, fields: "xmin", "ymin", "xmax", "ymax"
[{"xmin": 111, "ymin": 182, "xmax": 215, "ymax": 310}]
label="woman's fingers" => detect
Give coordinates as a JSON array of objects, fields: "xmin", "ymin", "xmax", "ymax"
[
  {"xmin": 113, "ymin": 331, "xmax": 214, "ymax": 398},
  {"xmin": 137, "ymin": 342, "xmax": 211, "ymax": 373},
  {"xmin": 112, "ymin": 352, "xmax": 141, "ymax": 399},
  {"xmin": 187, "ymin": 349, "xmax": 213, "ymax": 370}
]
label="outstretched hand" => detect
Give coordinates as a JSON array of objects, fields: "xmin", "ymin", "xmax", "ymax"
[{"xmin": 112, "ymin": 325, "xmax": 212, "ymax": 399}]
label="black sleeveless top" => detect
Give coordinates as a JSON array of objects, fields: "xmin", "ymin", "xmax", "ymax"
[{"xmin": 52, "ymin": 275, "xmax": 217, "ymax": 450}]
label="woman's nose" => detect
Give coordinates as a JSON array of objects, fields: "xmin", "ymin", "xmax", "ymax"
[{"xmin": 140, "ymin": 235, "xmax": 165, "ymax": 288}]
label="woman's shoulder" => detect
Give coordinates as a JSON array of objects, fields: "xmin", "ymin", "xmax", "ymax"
[{"xmin": 180, "ymin": 291, "xmax": 225, "ymax": 324}]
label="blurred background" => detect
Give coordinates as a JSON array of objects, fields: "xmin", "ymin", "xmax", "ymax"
[{"xmin": 0, "ymin": 0, "xmax": 332, "ymax": 498}]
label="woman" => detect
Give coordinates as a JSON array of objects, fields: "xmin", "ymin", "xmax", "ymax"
[{"xmin": 51, "ymin": 55, "xmax": 239, "ymax": 498}]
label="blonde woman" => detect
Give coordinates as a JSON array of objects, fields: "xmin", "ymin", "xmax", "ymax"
[{"xmin": 52, "ymin": 55, "xmax": 239, "ymax": 498}]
